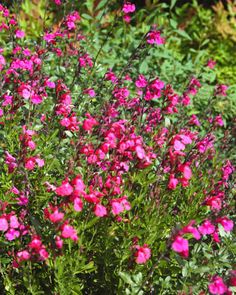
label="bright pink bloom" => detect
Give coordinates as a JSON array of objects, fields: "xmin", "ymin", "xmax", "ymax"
[
  {"xmin": 56, "ymin": 180, "xmax": 73, "ymax": 196},
  {"xmin": 216, "ymin": 216, "xmax": 234, "ymax": 232},
  {"xmin": 49, "ymin": 209, "xmax": 64, "ymax": 223},
  {"xmin": 135, "ymin": 75, "xmax": 147, "ymax": 88},
  {"xmin": 83, "ymin": 88, "xmax": 96, "ymax": 97},
  {"xmin": 73, "ymin": 197, "xmax": 83, "ymax": 212},
  {"xmin": 135, "ymin": 145, "xmax": 145, "ymax": 159},
  {"xmin": 189, "ymin": 114, "xmax": 201, "ymax": 126},
  {"xmin": 111, "ymin": 196, "xmax": 131, "ymax": 215},
  {"xmin": 147, "ymin": 29, "xmax": 165, "ymax": 45},
  {"xmin": 61, "ymin": 224, "xmax": 78, "ymax": 242},
  {"xmin": 29, "ymin": 236, "xmax": 42, "ymax": 250},
  {"xmin": 207, "ymin": 59, "xmax": 216, "ymax": 69},
  {"xmin": 0, "ymin": 217, "xmax": 8, "ymax": 231},
  {"xmin": 10, "ymin": 216, "xmax": 19, "ymax": 228},
  {"xmin": 55, "ymin": 236, "xmax": 63, "ymax": 249},
  {"xmin": 17, "ymin": 250, "xmax": 30, "ymax": 262},
  {"xmin": 123, "ymin": 15, "xmax": 131, "ymax": 23},
  {"xmin": 168, "ymin": 174, "xmax": 178, "ymax": 190},
  {"xmin": 0, "ymin": 54, "xmax": 6, "ymax": 70},
  {"xmin": 179, "ymin": 164, "xmax": 192, "ymax": 180},
  {"xmin": 94, "ymin": 204, "xmax": 107, "ymax": 217},
  {"xmin": 173, "ymin": 139, "xmax": 185, "ymax": 151},
  {"xmin": 5, "ymin": 228, "xmax": 20, "ymax": 241},
  {"xmin": 214, "ymin": 115, "xmax": 224, "ymax": 127},
  {"xmin": 208, "ymin": 276, "xmax": 228, "ymax": 295},
  {"xmin": 15, "ymin": 30, "xmax": 25, "ymax": 39},
  {"xmin": 25, "ymin": 158, "xmax": 35, "ymax": 170},
  {"xmin": 39, "ymin": 248, "xmax": 49, "ymax": 260},
  {"xmin": 198, "ymin": 220, "xmax": 215, "ymax": 235},
  {"xmin": 135, "ymin": 244, "xmax": 151, "ymax": 264},
  {"xmin": 82, "ymin": 114, "xmax": 98, "ymax": 131},
  {"xmin": 180, "ymin": 221, "xmax": 201, "ymax": 240},
  {"xmin": 172, "ymin": 236, "xmax": 189, "ymax": 257},
  {"xmin": 123, "ymin": 2, "xmax": 136, "ymax": 14},
  {"xmin": 215, "ymin": 84, "xmax": 228, "ymax": 96}
]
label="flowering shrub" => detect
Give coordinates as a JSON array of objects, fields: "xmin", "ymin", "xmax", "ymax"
[{"xmin": 0, "ymin": 2, "xmax": 235, "ymax": 294}]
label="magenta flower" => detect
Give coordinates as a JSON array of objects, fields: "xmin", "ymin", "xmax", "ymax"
[
  {"xmin": 17, "ymin": 250, "xmax": 31, "ymax": 262},
  {"xmin": 168, "ymin": 174, "xmax": 178, "ymax": 190},
  {"xmin": 55, "ymin": 180, "xmax": 73, "ymax": 196},
  {"xmin": 61, "ymin": 224, "xmax": 78, "ymax": 242},
  {"xmin": 207, "ymin": 59, "xmax": 216, "ymax": 69},
  {"xmin": 122, "ymin": 2, "xmax": 136, "ymax": 14},
  {"xmin": 5, "ymin": 228, "xmax": 20, "ymax": 241},
  {"xmin": 172, "ymin": 236, "xmax": 189, "ymax": 258},
  {"xmin": 214, "ymin": 115, "xmax": 224, "ymax": 127},
  {"xmin": 135, "ymin": 75, "xmax": 147, "ymax": 88},
  {"xmin": 135, "ymin": 244, "xmax": 151, "ymax": 264},
  {"xmin": 15, "ymin": 30, "xmax": 25, "ymax": 39},
  {"xmin": 208, "ymin": 276, "xmax": 228, "ymax": 294},
  {"xmin": 215, "ymin": 84, "xmax": 228, "ymax": 96},
  {"xmin": 198, "ymin": 220, "xmax": 215, "ymax": 235},
  {"xmin": 216, "ymin": 216, "xmax": 234, "ymax": 232},
  {"xmin": 147, "ymin": 29, "xmax": 165, "ymax": 45},
  {"xmin": 0, "ymin": 217, "xmax": 8, "ymax": 232},
  {"xmin": 94, "ymin": 204, "xmax": 107, "ymax": 217}
]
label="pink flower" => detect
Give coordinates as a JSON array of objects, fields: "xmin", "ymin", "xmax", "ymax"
[
  {"xmin": 56, "ymin": 180, "xmax": 73, "ymax": 196},
  {"xmin": 135, "ymin": 145, "xmax": 145, "ymax": 159},
  {"xmin": 123, "ymin": 2, "xmax": 136, "ymax": 14},
  {"xmin": 123, "ymin": 14, "xmax": 131, "ymax": 23},
  {"xmin": 15, "ymin": 30, "xmax": 25, "ymax": 39},
  {"xmin": 61, "ymin": 224, "xmax": 78, "ymax": 242},
  {"xmin": 147, "ymin": 29, "xmax": 165, "ymax": 45},
  {"xmin": 25, "ymin": 158, "xmax": 35, "ymax": 170},
  {"xmin": 0, "ymin": 54, "xmax": 6, "ymax": 70},
  {"xmin": 215, "ymin": 84, "xmax": 228, "ymax": 96},
  {"xmin": 111, "ymin": 196, "xmax": 131, "ymax": 215},
  {"xmin": 216, "ymin": 216, "xmax": 234, "ymax": 232},
  {"xmin": 189, "ymin": 114, "xmax": 201, "ymax": 126},
  {"xmin": 208, "ymin": 276, "xmax": 228, "ymax": 295},
  {"xmin": 0, "ymin": 217, "xmax": 8, "ymax": 232},
  {"xmin": 83, "ymin": 88, "xmax": 96, "ymax": 97},
  {"xmin": 135, "ymin": 244, "xmax": 151, "ymax": 264},
  {"xmin": 198, "ymin": 220, "xmax": 215, "ymax": 235},
  {"xmin": 179, "ymin": 164, "xmax": 192, "ymax": 180},
  {"xmin": 17, "ymin": 250, "xmax": 30, "ymax": 262},
  {"xmin": 135, "ymin": 75, "xmax": 147, "ymax": 88},
  {"xmin": 173, "ymin": 139, "xmax": 185, "ymax": 151},
  {"xmin": 73, "ymin": 197, "xmax": 83, "ymax": 212},
  {"xmin": 55, "ymin": 236, "xmax": 63, "ymax": 249},
  {"xmin": 82, "ymin": 114, "xmax": 98, "ymax": 131},
  {"xmin": 5, "ymin": 228, "xmax": 20, "ymax": 241},
  {"xmin": 29, "ymin": 236, "xmax": 42, "ymax": 250},
  {"xmin": 207, "ymin": 59, "xmax": 216, "ymax": 69},
  {"xmin": 214, "ymin": 115, "xmax": 224, "ymax": 127},
  {"xmin": 172, "ymin": 236, "xmax": 189, "ymax": 258},
  {"xmin": 94, "ymin": 204, "xmax": 107, "ymax": 217},
  {"xmin": 168, "ymin": 174, "xmax": 178, "ymax": 190},
  {"xmin": 111, "ymin": 201, "xmax": 124, "ymax": 215},
  {"xmin": 49, "ymin": 209, "xmax": 64, "ymax": 223},
  {"xmin": 180, "ymin": 221, "xmax": 201, "ymax": 240},
  {"xmin": 39, "ymin": 248, "xmax": 49, "ymax": 260},
  {"xmin": 10, "ymin": 216, "xmax": 19, "ymax": 228}
]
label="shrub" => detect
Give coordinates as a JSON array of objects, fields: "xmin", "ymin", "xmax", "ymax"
[{"xmin": 0, "ymin": 2, "xmax": 235, "ymax": 294}]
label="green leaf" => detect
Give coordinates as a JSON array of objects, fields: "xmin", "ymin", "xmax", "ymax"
[
  {"xmin": 170, "ymin": 0, "xmax": 178, "ymax": 10},
  {"xmin": 119, "ymin": 272, "xmax": 134, "ymax": 285},
  {"xmin": 175, "ymin": 29, "xmax": 192, "ymax": 40},
  {"xmin": 95, "ymin": 0, "xmax": 108, "ymax": 11}
]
